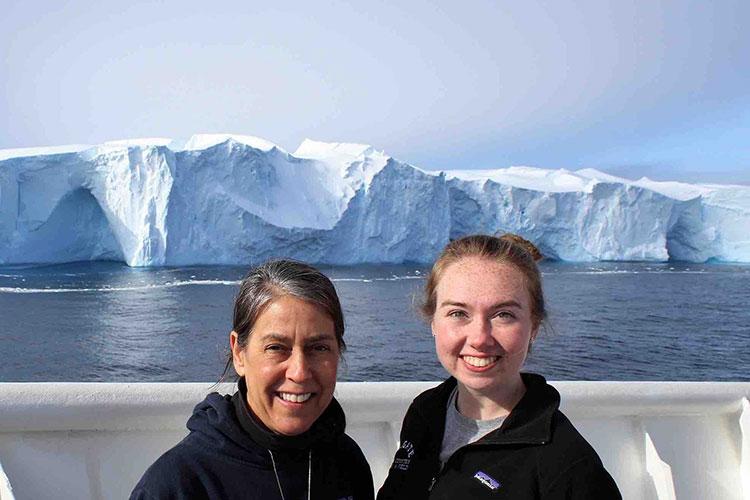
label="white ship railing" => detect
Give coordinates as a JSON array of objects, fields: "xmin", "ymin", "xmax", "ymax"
[{"xmin": 0, "ymin": 381, "xmax": 748, "ymax": 500}]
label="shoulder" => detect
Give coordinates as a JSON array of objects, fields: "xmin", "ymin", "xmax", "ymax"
[
  {"xmin": 130, "ymin": 438, "xmax": 209, "ymax": 499},
  {"xmin": 412, "ymin": 378, "xmax": 456, "ymax": 408},
  {"xmin": 404, "ymin": 378, "xmax": 456, "ymax": 424},
  {"xmin": 400, "ymin": 378, "xmax": 457, "ymax": 442},
  {"xmin": 548, "ymin": 410, "xmax": 600, "ymax": 457},
  {"xmin": 335, "ymin": 433, "xmax": 370, "ymax": 467},
  {"xmin": 317, "ymin": 434, "xmax": 373, "ymax": 500},
  {"xmin": 540, "ymin": 411, "xmax": 621, "ymax": 498},
  {"xmin": 395, "ymin": 378, "xmax": 455, "ymax": 450}
]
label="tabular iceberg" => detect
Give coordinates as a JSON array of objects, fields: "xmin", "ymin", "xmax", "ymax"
[{"xmin": 0, "ymin": 134, "xmax": 747, "ymax": 266}]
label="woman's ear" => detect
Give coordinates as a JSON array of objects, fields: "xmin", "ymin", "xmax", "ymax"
[
  {"xmin": 530, "ymin": 326, "xmax": 542, "ymax": 351},
  {"xmin": 230, "ymin": 331, "xmax": 245, "ymax": 377}
]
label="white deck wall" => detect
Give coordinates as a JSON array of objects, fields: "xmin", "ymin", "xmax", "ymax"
[{"xmin": 0, "ymin": 381, "xmax": 748, "ymax": 500}]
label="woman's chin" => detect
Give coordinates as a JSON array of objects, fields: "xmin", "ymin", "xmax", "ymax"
[
  {"xmin": 270, "ymin": 417, "xmax": 315, "ymax": 436},
  {"xmin": 454, "ymin": 363, "xmax": 524, "ymax": 393}
]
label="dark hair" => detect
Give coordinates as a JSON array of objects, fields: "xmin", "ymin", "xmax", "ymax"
[
  {"xmin": 222, "ymin": 259, "xmax": 345, "ymax": 380},
  {"xmin": 421, "ymin": 233, "xmax": 546, "ymax": 330}
]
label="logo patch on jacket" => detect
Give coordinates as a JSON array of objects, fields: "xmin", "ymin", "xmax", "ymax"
[
  {"xmin": 392, "ymin": 440, "xmax": 415, "ymax": 471},
  {"xmin": 473, "ymin": 470, "xmax": 501, "ymax": 490}
]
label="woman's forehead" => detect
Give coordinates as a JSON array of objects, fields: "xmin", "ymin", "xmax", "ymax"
[
  {"xmin": 440, "ymin": 257, "xmax": 525, "ymax": 283},
  {"xmin": 436, "ymin": 258, "xmax": 528, "ymax": 303}
]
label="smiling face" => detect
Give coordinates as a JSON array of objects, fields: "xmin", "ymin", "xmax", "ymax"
[
  {"xmin": 230, "ymin": 295, "xmax": 339, "ymax": 436},
  {"xmin": 432, "ymin": 256, "xmax": 537, "ymax": 397}
]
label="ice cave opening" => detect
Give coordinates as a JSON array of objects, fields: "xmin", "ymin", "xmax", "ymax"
[{"xmin": 15, "ymin": 188, "xmax": 124, "ymax": 264}]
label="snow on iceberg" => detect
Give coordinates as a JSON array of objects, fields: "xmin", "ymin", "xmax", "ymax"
[{"xmin": 0, "ymin": 134, "xmax": 747, "ymax": 266}]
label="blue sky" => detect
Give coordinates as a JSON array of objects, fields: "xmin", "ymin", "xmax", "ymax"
[{"xmin": 2, "ymin": 1, "xmax": 749, "ymax": 183}]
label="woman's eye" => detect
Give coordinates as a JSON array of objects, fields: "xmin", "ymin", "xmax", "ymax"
[
  {"xmin": 494, "ymin": 311, "xmax": 515, "ymax": 320},
  {"xmin": 447, "ymin": 310, "xmax": 468, "ymax": 318}
]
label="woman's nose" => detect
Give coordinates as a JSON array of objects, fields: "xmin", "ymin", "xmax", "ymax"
[
  {"xmin": 468, "ymin": 318, "xmax": 494, "ymax": 348},
  {"xmin": 286, "ymin": 350, "xmax": 312, "ymax": 382}
]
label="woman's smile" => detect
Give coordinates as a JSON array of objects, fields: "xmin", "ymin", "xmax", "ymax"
[
  {"xmin": 276, "ymin": 391, "xmax": 314, "ymax": 403},
  {"xmin": 461, "ymin": 355, "xmax": 500, "ymax": 369}
]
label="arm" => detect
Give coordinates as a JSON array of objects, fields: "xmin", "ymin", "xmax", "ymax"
[
  {"xmin": 542, "ymin": 457, "xmax": 622, "ymax": 500},
  {"xmin": 352, "ymin": 445, "xmax": 375, "ymax": 500},
  {"xmin": 129, "ymin": 487, "xmax": 162, "ymax": 500},
  {"xmin": 129, "ymin": 446, "xmax": 206, "ymax": 500},
  {"xmin": 377, "ymin": 404, "xmax": 439, "ymax": 500}
]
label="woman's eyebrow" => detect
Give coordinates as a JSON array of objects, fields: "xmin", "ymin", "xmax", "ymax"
[
  {"xmin": 258, "ymin": 333, "xmax": 287, "ymax": 342},
  {"xmin": 438, "ymin": 300, "xmax": 468, "ymax": 308},
  {"xmin": 258, "ymin": 333, "xmax": 335, "ymax": 343},
  {"xmin": 305, "ymin": 333, "xmax": 336, "ymax": 343},
  {"xmin": 438, "ymin": 300, "xmax": 522, "ymax": 309},
  {"xmin": 491, "ymin": 300, "xmax": 522, "ymax": 309}
]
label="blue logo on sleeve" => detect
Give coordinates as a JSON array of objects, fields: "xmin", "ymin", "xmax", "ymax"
[{"xmin": 473, "ymin": 470, "xmax": 501, "ymax": 490}]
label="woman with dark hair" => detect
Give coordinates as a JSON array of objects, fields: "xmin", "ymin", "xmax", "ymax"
[
  {"xmin": 377, "ymin": 234, "xmax": 621, "ymax": 499},
  {"xmin": 131, "ymin": 259, "xmax": 374, "ymax": 500}
]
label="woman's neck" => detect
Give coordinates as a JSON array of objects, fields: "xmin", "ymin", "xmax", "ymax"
[{"xmin": 456, "ymin": 374, "xmax": 526, "ymax": 420}]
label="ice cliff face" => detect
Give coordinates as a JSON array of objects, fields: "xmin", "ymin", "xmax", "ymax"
[{"xmin": 0, "ymin": 135, "xmax": 747, "ymax": 266}]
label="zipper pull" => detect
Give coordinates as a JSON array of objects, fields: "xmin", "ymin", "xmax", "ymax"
[{"xmin": 428, "ymin": 477, "xmax": 437, "ymax": 491}]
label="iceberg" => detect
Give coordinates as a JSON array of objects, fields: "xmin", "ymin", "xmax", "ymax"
[{"xmin": 0, "ymin": 135, "xmax": 747, "ymax": 266}]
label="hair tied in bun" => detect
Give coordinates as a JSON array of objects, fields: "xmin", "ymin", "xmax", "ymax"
[{"xmin": 498, "ymin": 233, "xmax": 544, "ymax": 262}]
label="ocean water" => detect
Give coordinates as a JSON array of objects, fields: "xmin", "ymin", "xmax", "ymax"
[{"xmin": 0, "ymin": 261, "xmax": 748, "ymax": 382}]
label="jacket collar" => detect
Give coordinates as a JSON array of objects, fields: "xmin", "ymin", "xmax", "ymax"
[
  {"xmin": 418, "ymin": 372, "xmax": 559, "ymax": 446},
  {"xmin": 232, "ymin": 377, "xmax": 346, "ymax": 451},
  {"xmin": 493, "ymin": 372, "xmax": 559, "ymax": 444}
]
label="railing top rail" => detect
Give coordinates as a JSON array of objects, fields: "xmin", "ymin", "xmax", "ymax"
[{"xmin": 1, "ymin": 381, "xmax": 748, "ymax": 432}]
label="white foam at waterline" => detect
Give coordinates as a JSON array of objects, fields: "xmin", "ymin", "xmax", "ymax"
[
  {"xmin": 0, "ymin": 275, "xmax": 427, "ymax": 294},
  {"xmin": 542, "ymin": 270, "xmax": 722, "ymax": 275},
  {"xmin": 0, "ymin": 279, "xmax": 241, "ymax": 294},
  {"xmin": 332, "ymin": 276, "xmax": 424, "ymax": 282}
]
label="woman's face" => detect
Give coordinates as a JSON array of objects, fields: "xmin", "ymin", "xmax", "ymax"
[
  {"xmin": 432, "ymin": 256, "xmax": 537, "ymax": 396},
  {"xmin": 231, "ymin": 295, "xmax": 339, "ymax": 436}
]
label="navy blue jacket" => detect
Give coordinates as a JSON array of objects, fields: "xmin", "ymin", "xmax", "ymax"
[{"xmin": 131, "ymin": 379, "xmax": 373, "ymax": 500}]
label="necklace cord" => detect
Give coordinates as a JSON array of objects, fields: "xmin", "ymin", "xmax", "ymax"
[
  {"xmin": 308, "ymin": 449, "xmax": 312, "ymax": 500},
  {"xmin": 268, "ymin": 449, "xmax": 312, "ymax": 500},
  {"xmin": 269, "ymin": 450, "xmax": 285, "ymax": 500}
]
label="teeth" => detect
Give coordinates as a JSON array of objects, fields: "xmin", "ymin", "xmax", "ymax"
[
  {"xmin": 278, "ymin": 392, "xmax": 312, "ymax": 403},
  {"xmin": 463, "ymin": 356, "xmax": 498, "ymax": 367}
]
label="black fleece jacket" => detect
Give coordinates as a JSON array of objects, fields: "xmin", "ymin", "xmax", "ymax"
[
  {"xmin": 377, "ymin": 373, "xmax": 621, "ymax": 500},
  {"xmin": 131, "ymin": 378, "xmax": 374, "ymax": 500}
]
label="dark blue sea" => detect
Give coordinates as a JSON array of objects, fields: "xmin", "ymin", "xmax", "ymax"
[{"xmin": 0, "ymin": 262, "xmax": 748, "ymax": 382}]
